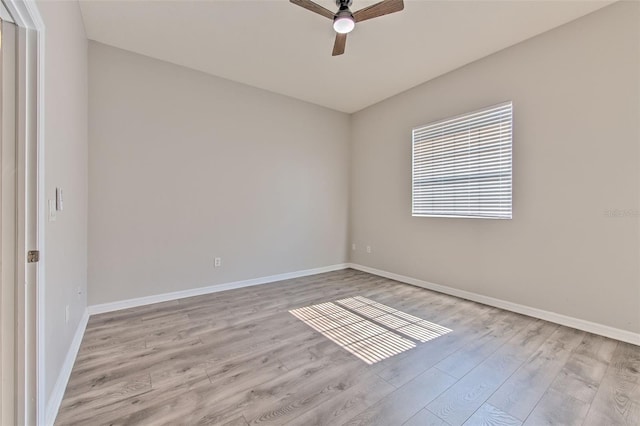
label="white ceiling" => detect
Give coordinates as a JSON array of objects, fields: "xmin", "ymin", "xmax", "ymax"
[{"xmin": 79, "ymin": 0, "xmax": 613, "ymax": 113}]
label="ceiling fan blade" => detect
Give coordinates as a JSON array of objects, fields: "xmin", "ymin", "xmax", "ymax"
[
  {"xmin": 332, "ymin": 33, "xmax": 347, "ymax": 56},
  {"xmin": 290, "ymin": 0, "xmax": 334, "ymax": 19},
  {"xmin": 353, "ymin": 0, "xmax": 404, "ymax": 23}
]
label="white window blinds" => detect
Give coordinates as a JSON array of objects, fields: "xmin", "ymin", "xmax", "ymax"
[{"xmin": 412, "ymin": 102, "xmax": 512, "ymax": 219}]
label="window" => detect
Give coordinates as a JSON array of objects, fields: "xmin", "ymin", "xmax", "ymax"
[{"xmin": 412, "ymin": 102, "xmax": 512, "ymax": 219}]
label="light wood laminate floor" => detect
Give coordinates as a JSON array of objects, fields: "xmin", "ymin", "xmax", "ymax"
[{"xmin": 56, "ymin": 269, "xmax": 640, "ymax": 425}]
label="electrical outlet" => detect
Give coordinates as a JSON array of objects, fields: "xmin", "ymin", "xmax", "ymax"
[
  {"xmin": 214, "ymin": 257, "xmax": 222, "ymax": 268},
  {"xmin": 65, "ymin": 305, "xmax": 70, "ymax": 324},
  {"xmin": 366, "ymin": 245, "xmax": 372, "ymax": 253},
  {"xmin": 352, "ymin": 243, "xmax": 356, "ymax": 251}
]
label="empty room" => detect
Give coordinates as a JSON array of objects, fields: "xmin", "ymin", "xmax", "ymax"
[{"xmin": 0, "ymin": 0, "xmax": 639, "ymax": 425}]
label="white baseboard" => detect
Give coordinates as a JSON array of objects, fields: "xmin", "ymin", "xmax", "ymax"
[
  {"xmin": 88, "ymin": 263, "xmax": 350, "ymax": 315},
  {"xmin": 348, "ymin": 263, "xmax": 640, "ymax": 346},
  {"xmin": 45, "ymin": 309, "xmax": 89, "ymax": 425}
]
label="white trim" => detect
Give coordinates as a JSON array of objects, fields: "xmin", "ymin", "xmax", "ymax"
[
  {"xmin": 0, "ymin": 18, "xmax": 18, "ymax": 426},
  {"xmin": 44, "ymin": 309, "xmax": 88, "ymax": 426},
  {"xmin": 31, "ymin": 2, "xmax": 46, "ymax": 425},
  {"xmin": 88, "ymin": 264, "xmax": 350, "ymax": 315},
  {"xmin": 35, "ymin": 18, "xmax": 46, "ymax": 426},
  {"xmin": 2, "ymin": 0, "xmax": 43, "ymax": 30},
  {"xmin": 2, "ymin": 2, "xmax": 45, "ymax": 425},
  {"xmin": 0, "ymin": 2, "xmax": 14, "ymax": 22},
  {"xmin": 2, "ymin": 1, "xmax": 45, "ymax": 424},
  {"xmin": 347, "ymin": 263, "xmax": 640, "ymax": 346}
]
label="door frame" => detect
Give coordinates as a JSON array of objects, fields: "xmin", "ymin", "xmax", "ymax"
[
  {"xmin": 1, "ymin": 0, "xmax": 44, "ymax": 424},
  {"xmin": 1, "ymin": 13, "xmax": 18, "ymax": 426}
]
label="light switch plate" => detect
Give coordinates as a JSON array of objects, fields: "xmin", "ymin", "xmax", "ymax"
[{"xmin": 48, "ymin": 200, "xmax": 56, "ymax": 221}]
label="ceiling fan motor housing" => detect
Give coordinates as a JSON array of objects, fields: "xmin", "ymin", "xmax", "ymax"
[{"xmin": 336, "ymin": 0, "xmax": 353, "ymax": 8}]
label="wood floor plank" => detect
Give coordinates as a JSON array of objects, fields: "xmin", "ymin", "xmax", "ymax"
[
  {"xmin": 548, "ymin": 333, "xmax": 617, "ymax": 404},
  {"xmin": 66, "ymin": 356, "xmax": 326, "ymax": 425},
  {"xmin": 74, "ymin": 312, "xmax": 313, "ymax": 392},
  {"xmin": 463, "ymin": 403, "xmax": 522, "ymax": 426},
  {"xmin": 583, "ymin": 370, "xmax": 640, "ymax": 425},
  {"xmin": 433, "ymin": 311, "xmax": 528, "ymax": 379},
  {"xmin": 150, "ymin": 360, "xmax": 210, "ymax": 390},
  {"xmin": 241, "ymin": 358, "xmax": 371, "ymax": 425},
  {"xmin": 57, "ymin": 375, "xmax": 212, "ymax": 425},
  {"xmin": 54, "ymin": 270, "xmax": 640, "ymax": 426},
  {"xmin": 487, "ymin": 326, "xmax": 585, "ymax": 421},
  {"xmin": 286, "ymin": 374, "xmax": 395, "ymax": 425},
  {"xmin": 341, "ymin": 368, "xmax": 457, "ymax": 426},
  {"xmin": 402, "ymin": 409, "xmax": 448, "ymax": 426},
  {"xmin": 522, "ymin": 388, "xmax": 589, "ymax": 426},
  {"xmin": 87, "ymin": 299, "xmax": 180, "ymax": 326},
  {"xmin": 221, "ymin": 416, "xmax": 250, "ymax": 426},
  {"xmin": 74, "ymin": 338, "xmax": 147, "ymax": 365},
  {"xmin": 63, "ymin": 337, "xmax": 206, "ymax": 398},
  {"xmin": 55, "ymin": 373, "xmax": 153, "ymax": 424},
  {"xmin": 426, "ymin": 320, "xmax": 558, "ymax": 426},
  {"xmin": 375, "ymin": 306, "xmax": 504, "ymax": 387},
  {"xmin": 96, "ymin": 347, "xmax": 365, "ymax": 425},
  {"xmin": 82, "ymin": 313, "xmax": 193, "ymax": 349},
  {"xmin": 609, "ymin": 341, "xmax": 640, "ymax": 384},
  {"xmin": 221, "ymin": 358, "xmax": 369, "ymax": 424},
  {"xmin": 582, "ymin": 340, "xmax": 640, "ymax": 425}
]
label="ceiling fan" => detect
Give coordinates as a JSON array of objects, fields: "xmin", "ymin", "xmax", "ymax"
[{"xmin": 290, "ymin": 0, "xmax": 404, "ymax": 56}]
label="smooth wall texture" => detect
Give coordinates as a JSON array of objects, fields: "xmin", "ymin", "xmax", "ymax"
[
  {"xmin": 37, "ymin": 0, "xmax": 89, "ymax": 404},
  {"xmin": 88, "ymin": 42, "xmax": 350, "ymax": 305},
  {"xmin": 350, "ymin": 2, "xmax": 640, "ymax": 334}
]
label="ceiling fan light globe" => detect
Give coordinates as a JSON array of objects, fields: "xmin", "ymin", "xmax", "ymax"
[{"xmin": 333, "ymin": 16, "xmax": 355, "ymax": 34}]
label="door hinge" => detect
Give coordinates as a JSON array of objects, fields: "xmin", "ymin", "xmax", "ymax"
[{"xmin": 27, "ymin": 250, "xmax": 40, "ymax": 263}]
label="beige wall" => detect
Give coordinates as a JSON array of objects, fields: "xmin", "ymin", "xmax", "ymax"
[
  {"xmin": 349, "ymin": 2, "xmax": 640, "ymax": 334},
  {"xmin": 88, "ymin": 42, "xmax": 350, "ymax": 305},
  {"xmin": 37, "ymin": 0, "xmax": 89, "ymax": 405}
]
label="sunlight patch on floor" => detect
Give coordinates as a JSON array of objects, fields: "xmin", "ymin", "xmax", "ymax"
[
  {"xmin": 290, "ymin": 302, "xmax": 415, "ymax": 364},
  {"xmin": 337, "ymin": 296, "xmax": 452, "ymax": 343},
  {"xmin": 290, "ymin": 296, "xmax": 452, "ymax": 364}
]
